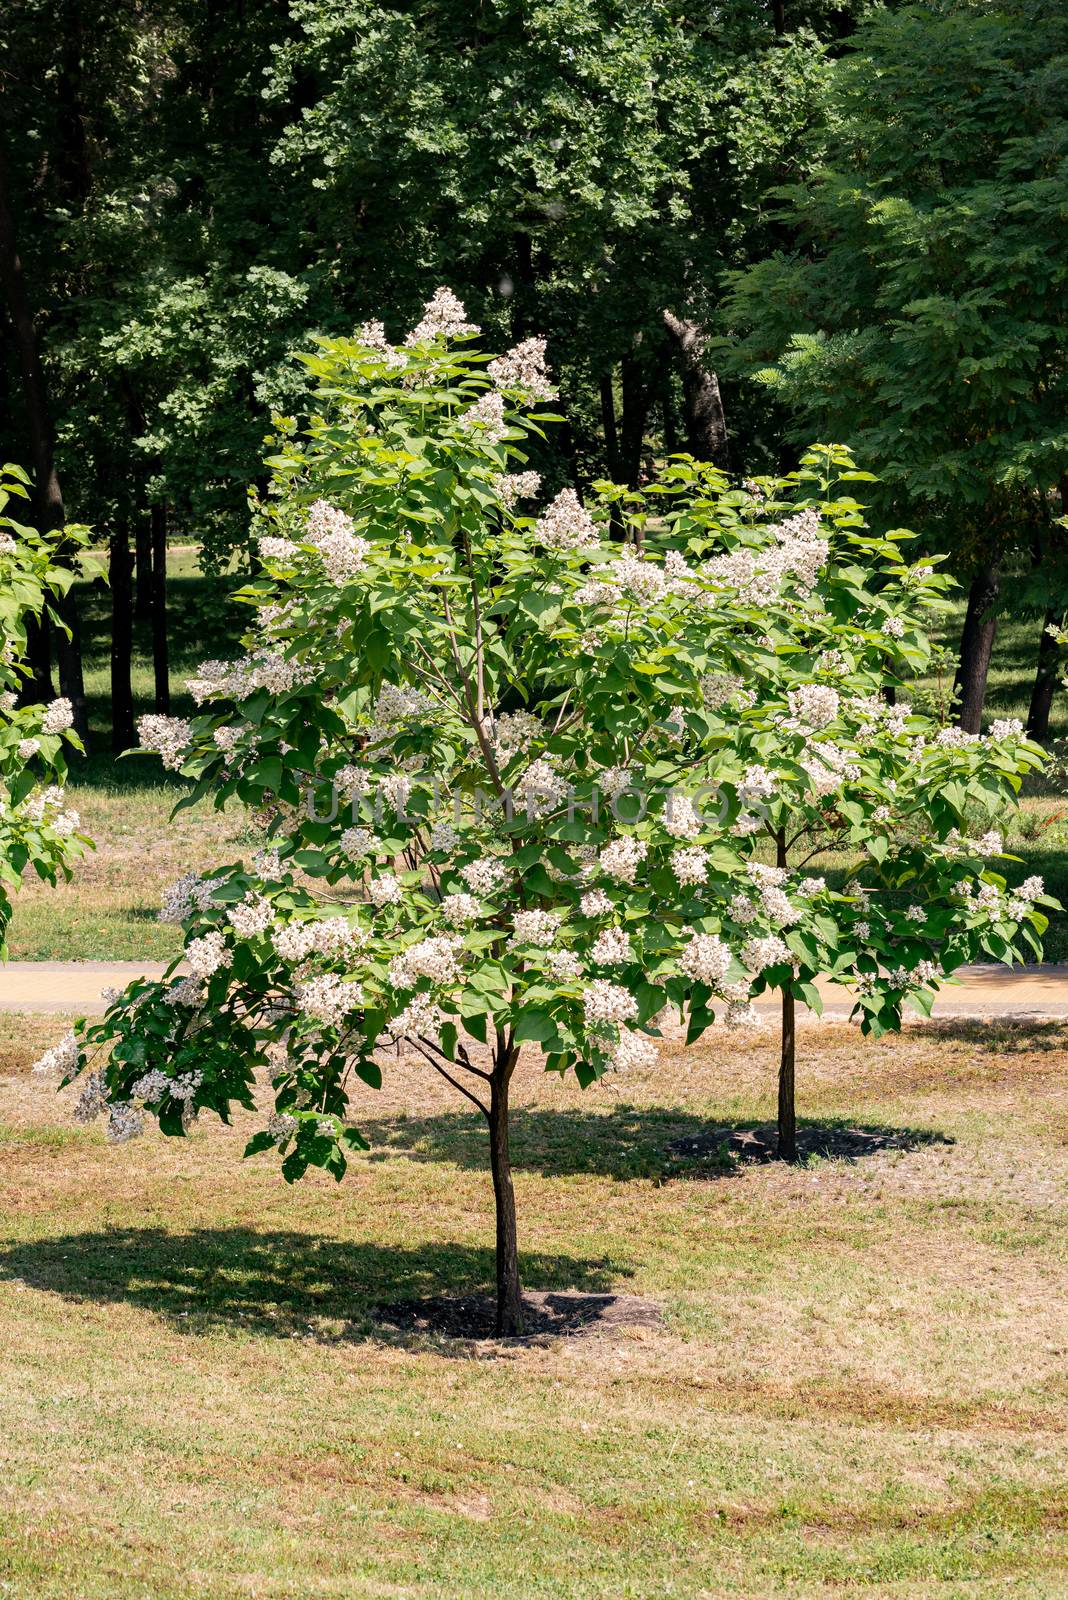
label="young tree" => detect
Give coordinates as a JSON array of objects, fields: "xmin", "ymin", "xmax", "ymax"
[
  {"xmin": 0, "ymin": 464, "xmax": 88, "ymax": 948},
  {"xmin": 718, "ymin": 0, "xmax": 1068, "ymax": 731},
  {"xmin": 42, "ymin": 298, "xmax": 1048, "ymax": 1333}
]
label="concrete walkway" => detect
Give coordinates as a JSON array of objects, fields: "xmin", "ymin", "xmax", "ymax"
[{"xmin": 0, "ymin": 960, "xmax": 1065, "ymax": 1021}]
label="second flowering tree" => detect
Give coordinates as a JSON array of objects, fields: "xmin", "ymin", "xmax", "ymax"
[{"xmin": 45, "ymin": 293, "xmax": 1049, "ymax": 1333}]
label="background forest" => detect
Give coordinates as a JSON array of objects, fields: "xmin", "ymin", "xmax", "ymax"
[{"xmin": 1, "ymin": 0, "xmax": 1066, "ymax": 756}]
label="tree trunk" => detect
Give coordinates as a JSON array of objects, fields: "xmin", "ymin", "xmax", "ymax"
[
  {"xmin": 955, "ymin": 563, "xmax": 1000, "ymax": 734},
  {"xmin": 1026, "ymin": 609, "xmax": 1060, "ymax": 742},
  {"xmin": 599, "ymin": 372, "xmax": 622, "ymax": 482},
  {"xmin": 775, "ymin": 826, "xmax": 797, "ymax": 1161},
  {"xmin": 662, "ymin": 310, "xmax": 728, "ymax": 465},
  {"xmin": 134, "ymin": 517, "xmax": 153, "ymax": 620},
  {"xmin": 22, "ymin": 615, "xmax": 54, "ymax": 702},
  {"xmin": 772, "ymin": 0, "xmax": 786, "ymax": 36},
  {"xmin": 109, "ymin": 525, "xmax": 136, "ymax": 752},
  {"xmin": 151, "ymin": 500, "xmax": 170, "ymax": 713},
  {"xmin": 777, "ymin": 989, "xmax": 797, "ymax": 1162},
  {"xmin": 0, "ymin": 140, "xmax": 88, "ymax": 736},
  {"xmin": 619, "ymin": 353, "xmax": 650, "ymax": 489},
  {"xmin": 52, "ymin": 588, "xmax": 88, "ymax": 741},
  {"xmin": 488, "ymin": 1052, "xmax": 523, "ymax": 1336}
]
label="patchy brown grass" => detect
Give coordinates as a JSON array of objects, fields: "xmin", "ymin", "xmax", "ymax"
[{"xmin": 1, "ymin": 1012, "xmax": 1067, "ymax": 1597}]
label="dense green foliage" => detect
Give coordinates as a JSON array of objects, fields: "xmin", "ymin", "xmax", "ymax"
[
  {"xmin": 719, "ymin": 0, "xmax": 1068, "ymax": 580},
  {"xmin": 0, "ymin": 466, "xmax": 88, "ymax": 947}
]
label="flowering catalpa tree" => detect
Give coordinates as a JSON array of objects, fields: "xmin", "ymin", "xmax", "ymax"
[
  {"xmin": 0, "ymin": 464, "xmax": 87, "ymax": 954},
  {"xmin": 40, "ymin": 293, "xmax": 1051, "ymax": 1333}
]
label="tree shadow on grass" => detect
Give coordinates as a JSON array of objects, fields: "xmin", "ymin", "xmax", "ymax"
[
  {"xmin": 0, "ymin": 1227, "xmax": 624, "ymax": 1343},
  {"xmin": 358, "ymin": 1104, "xmax": 952, "ymax": 1183},
  {"xmin": 922, "ymin": 1019, "xmax": 1068, "ymax": 1054}
]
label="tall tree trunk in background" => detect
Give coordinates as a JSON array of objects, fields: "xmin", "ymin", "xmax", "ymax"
[
  {"xmin": 599, "ymin": 373, "xmax": 622, "ymax": 482},
  {"xmin": 955, "ymin": 562, "xmax": 1000, "ymax": 734},
  {"xmin": 619, "ymin": 353, "xmax": 656, "ymax": 488},
  {"xmin": 151, "ymin": 500, "xmax": 170, "ymax": 712},
  {"xmin": 22, "ymin": 616, "xmax": 55, "ymax": 701},
  {"xmin": 772, "ymin": 0, "xmax": 786, "ymax": 36},
  {"xmin": 1027, "ymin": 611, "xmax": 1060, "ymax": 742},
  {"xmin": 1028, "ymin": 480, "xmax": 1068, "ymax": 741},
  {"xmin": 134, "ymin": 518, "xmax": 153, "ymax": 620},
  {"xmin": 109, "ymin": 524, "xmax": 136, "ymax": 752},
  {"xmin": 0, "ymin": 142, "xmax": 88, "ymax": 736},
  {"xmin": 662, "ymin": 311, "xmax": 728, "ymax": 466}
]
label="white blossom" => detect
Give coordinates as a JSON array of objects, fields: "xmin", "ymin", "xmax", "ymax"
[
  {"xmin": 679, "ymin": 931, "xmax": 731, "ymax": 987},
  {"xmin": 406, "ymin": 287, "xmax": 479, "ymax": 344},
  {"xmin": 599, "ymin": 836, "xmax": 647, "ymax": 884},
  {"xmin": 41, "ymin": 697, "xmax": 74, "ymax": 734},
  {"xmin": 583, "ymin": 980, "xmax": 638, "ymax": 1026},
  {"xmin": 671, "ymin": 846, "xmax": 708, "ymax": 887},
  {"xmin": 368, "ymin": 875, "xmax": 402, "ymax": 908},
  {"xmin": 534, "ymin": 489, "xmax": 598, "ymax": 551},
  {"xmin": 138, "ymin": 714, "xmax": 192, "ymax": 771},
  {"xmin": 590, "ymin": 926, "xmax": 633, "ymax": 966},
  {"xmin": 440, "ymin": 892, "xmax": 480, "ymax": 926},
  {"xmin": 487, "ymin": 337, "xmax": 556, "ymax": 401},
  {"xmin": 510, "ymin": 909, "xmax": 561, "ymax": 948},
  {"xmin": 742, "ymin": 934, "xmax": 790, "ymax": 972},
  {"xmin": 186, "ymin": 931, "xmax": 232, "ymax": 978}
]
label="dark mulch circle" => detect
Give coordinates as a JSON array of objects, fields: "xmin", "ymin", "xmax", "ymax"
[
  {"xmin": 372, "ymin": 1289, "xmax": 662, "ymax": 1343},
  {"xmin": 668, "ymin": 1123, "xmax": 953, "ymax": 1167}
]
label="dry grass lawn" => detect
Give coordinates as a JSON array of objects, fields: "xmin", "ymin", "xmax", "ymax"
[{"xmin": 1, "ymin": 1013, "xmax": 1067, "ymax": 1596}]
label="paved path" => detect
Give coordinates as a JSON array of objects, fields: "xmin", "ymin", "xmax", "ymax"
[{"xmin": 0, "ymin": 960, "xmax": 1065, "ymax": 1021}]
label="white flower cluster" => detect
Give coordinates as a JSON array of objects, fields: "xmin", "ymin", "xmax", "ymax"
[
  {"xmin": 721, "ymin": 982, "xmax": 762, "ymax": 1030},
  {"xmin": 138, "ymin": 714, "xmax": 192, "ymax": 771},
  {"xmin": 608, "ymin": 1032, "xmax": 658, "ymax": 1072},
  {"xmin": 340, "ymin": 825, "xmax": 376, "ymax": 857},
  {"xmin": 599, "ymin": 836, "xmax": 647, "ymax": 884},
  {"xmin": 880, "ymin": 615, "xmax": 905, "ymax": 639},
  {"xmin": 31, "ymin": 1030, "xmax": 80, "ymax": 1078},
  {"xmin": 679, "ymin": 931, "xmax": 731, "ymax": 987},
  {"xmin": 487, "ymin": 337, "xmax": 556, "ymax": 401},
  {"xmin": 545, "ymin": 948, "xmax": 584, "ymax": 980},
  {"xmin": 186, "ymin": 930, "xmax": 232, "ymax": 979},
  {"xmin": 389, "ymin": 935, "xmax": 463, "ymax": 990},
  {"xmin": 386, "ymin": 990, "xmax": 444, "ymax": 1045},
  {"xmin": 738, "ymin": 765, "xmax": 775, "ymax": 804},
  {"xmin": 296, "ymin": 973, "xmax": 361, "ymax": 1027},
  {"xmin": 460, "ymin": 857, "xmax": 509, "ymax": 896},
  {"xmin": 700, "ymin": 673, "xmax": 745, "ymax": 712},
  {"xmin": 357, "ymin": 319, "xmax": 406, "ymax": 369},
  {"xmin": 534, "ymin": 489, "xmax": 598, "ymax": 551},
  {"xmin": 159, "ymin": 872, "xmax": 218, "ymax": 924},
  {"xmin": 989, "ymin": 718, "xmax": 1024, "ymax": 741},
  {"xmin": 591, "ymin": 926, "xmax": 633, "ymax": 966},
  {"xmin": 440, "ymin": 891, "xmax": 480, "ymax": 926},
  {"xmin": 579, "ymin": 888, "xmax": 613, "ymax": 917},
  {"xmin": 130, "ymin": 1068, "xmax": 203, "ymax": 1105},
  {"xmin": 746, "ymin": 863, "xmax": 796, "ymax": 926},
  {"xmin": 803, "ymin": 741, "xmax": 861, "ymax": 798},
  {"xmin": 41, "ymin": 697, "xmax": 74, "ymax": 734},
  {"xmin": 274, "ymin": 916, "xmax": 363, "ymax": 964},
  {"xmin": 515, "ymin": 758, "xmax": 570, "ymax": 816},
  {"xmin": 460, "ymin": 391, "xmax": 509, "ymax": 444},
  {"xmin": 671, "ymin": 846, "xmax": 708, "ymax": 886},
  {"xmin": 510, "ymin": 909, "xmax": 561, "ymax": 948},
  {"xmin": 701, "ymin": 510, "xmax": 828, "ymax": 606},
  {"xmin": 17, "ymin": 737, "xmax": 40, "ymax": 759},
  {"xmin": 368, "ymin": 874, "xmax": 402, "ymax": 907},
  {"xmin": 785, "ymin": 684, "xmax": 840, "ymax": 729},
  {"xmin": 406, "ymin": 287, "xmax": 479, "ymax": 344},
  {"xmin": 488, "ymin": 709, "xmax": 542, "ymax": 759},
  {"xmin": 742, "ymin": 934, "xmax": 791, "ymax": 972},
  {"xmin": 228, "ymin": 893, "xmax": 274, "ymax": 937},
  {"xmin": 305, "ymin": 500, "xmax": 370, "ymax": 584},
  {"xmin": 663, "ymin": 793, "xmax": 703, "ymax": 840},
  {"xmin": 186, "ymin": 649, "xmax": 314, "ymax": 705},
  {"xmin": 496, "ymin": 470, "xmax": 543, "ymax": 510},
  {"xmin": 583, "ymin": 980, "xmax": 638, "ymax": 1026},
  {"xmin": 22, "ymin": 784, "xmax": 80, "ymax": 836}
]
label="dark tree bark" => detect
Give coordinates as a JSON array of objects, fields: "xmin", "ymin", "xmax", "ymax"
[
  {"xmin": 134, "ymin": 517, "xmax": 153, "ymax": 620},
  {"xmin": 955, "ymin": 563, "xmax": 1001, "ymax": 734},
  {"xmin": 775, "ymin": 827, "xmax": 797, "ymax": 1161},
  {"xmin": 1027, "ymin": 609, "xmax": 1060, "ymax": 742},
  {"xmin": 488, "ymin": 1044, "xmax": 523, "ymax": 1336},
  {"xmin": 619, "ymin": 353, "xmax": 650, "ymax": 488},
  {"xmin": 151, "ymin": 500, "xmax": 170, "ymax": 712},
  {"xmin": 662, "ymin": 310, "xmax": 728, "ymax": 465},
  {"xmin": 109, "ymin": 524, "xmax": 136, "ymax": 752},
  {"xmin": 772, "ymin": 0, "xmax": 786, "ymax": 36},
  {"xmin": 599, "ymin": 372, "xmax": 622, "ymax": 482},
  {"xmin": 0, "ymin": 140, "xmax": 88, "ymax": 735},
  {"xmin": 778, "ymin": 990, "xmax": 797, "ymax": 1162},
  {"xmin": 22, "ymin": 616, "xmax": 55, "ymax": 701}
]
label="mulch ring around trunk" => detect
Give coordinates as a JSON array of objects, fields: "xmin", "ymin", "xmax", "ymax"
[
  {"xmin": 667, "ymin": 1122, "xmax": 953, "ymax": 1170},
  {"xmin": 372, "ymin": 1289, "xmax": 663, "ymax": 1345}
]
